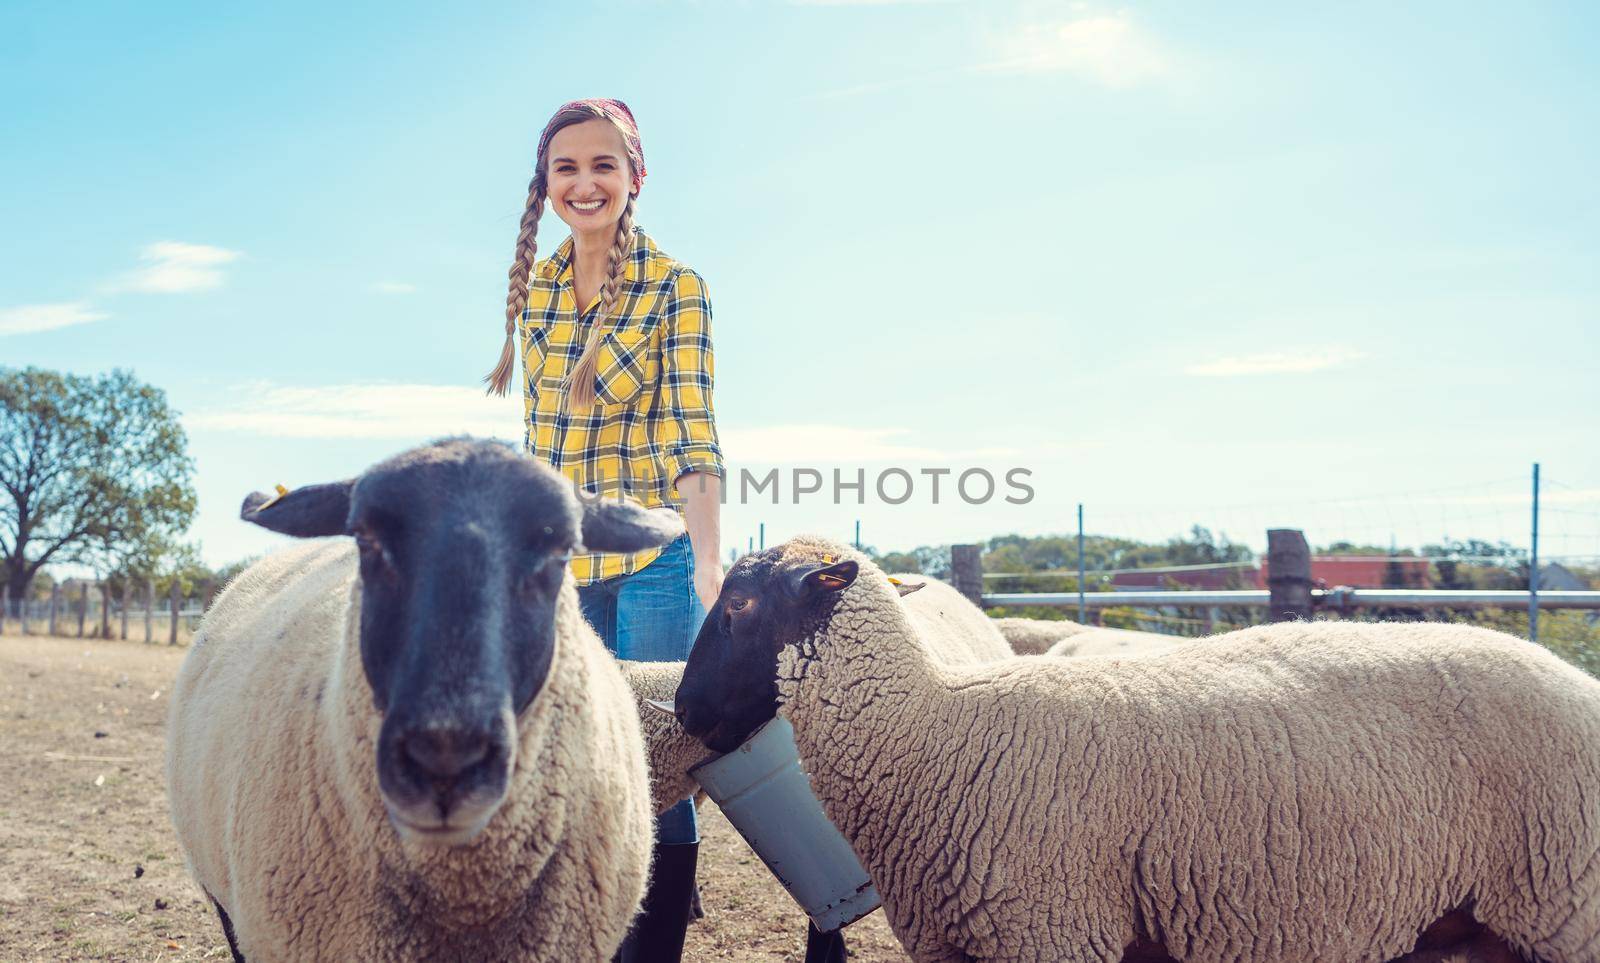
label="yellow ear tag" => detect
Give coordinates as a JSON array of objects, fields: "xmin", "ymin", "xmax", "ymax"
[
  {"xmin": 814, "ymin": 554, "xmax": 847, "ymax": 586},
  {"xmin": 256, "ymin": 484, "xmax": 291, "ymax": 511},
  {"xmin": 887, "ymin": 576, "xmax": 902, "ymax": 586}
]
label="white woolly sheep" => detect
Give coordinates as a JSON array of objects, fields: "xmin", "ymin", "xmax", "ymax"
[
  {"xmin": 677, "ymin": 536, "xmax": 1600, "ymax": 963},
  {"xmin": 167, "ymin": 438, "xmax": 684, "ymax": 961},
  {"xmin": 884, "ymin": 570, "xmax": 1013, "ymax": 665},
  {"xmin": 992, "ymin": 616, "xmax": 1081, "ymax": 655},
  {"xmin": 1042, "ymin": 626, "xmax": 1180, "ymax": 658},
  {"xmin": 996, "ymin": 617, "xmax": 1177, "ymax": 657},
  {"xmin": 621, "ymin": 660, "xmax": 710, "ymax": 815}
]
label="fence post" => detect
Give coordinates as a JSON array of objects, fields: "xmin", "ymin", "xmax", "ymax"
[
  {"xmin": 169, "ymin": 579, "xmax": 181, "ymax": 645},
  {"xmin": 951, "ymin": 544, "xmax": 983, "ymax": 607},
  {"xmin": 1, "ymin": 584, "xmax": 8, "ymax": 635},
  {"xmin": 120, "ymin": 581, "xmax": 130, "ymax": 640},
  {"xmin": 77, "ymin": 582, "xmax": 88, "ymax": 637},
  {"xmin": 1267, "ymin": 528, "xmax": 1313, "ymax": 622},
  {"xmin": 99, "ymin": 581, "xmax": 111, "ymax": 639},
  {"xmin": 49, "ymin": 584, "xmax": 60, "ymax": 635},
  {"xmin": 145, "ymin": 579, "xmax": 155, "ymax": 643}
]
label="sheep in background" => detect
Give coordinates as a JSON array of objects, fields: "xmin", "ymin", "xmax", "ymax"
[
  {"xmin": 882, "ymin": 570, "xmax": 1013, "ymax": 665},
  {"xmin": 1043, "ymin": 626, "xmax": 1180, "ymax": 657},
  {"xmin": 621, "ymin": 660, "xmax": 710, "ymax": 814},
  {"xmin": 167, "ymin": 438, "xmax": 682, "ymax": 961},
  {"xmin": 997, "ymin": 616, "xmax": 1177, "ymax": 657},
  {"xmin": 992, "ymin": 616, "xmax": 1080, "ymax": 655},
  {"xmin": 677, "ymin": 536, "xmax": 1600, "ymax": 963}
]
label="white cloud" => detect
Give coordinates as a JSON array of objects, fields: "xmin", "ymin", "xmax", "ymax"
[
  {"xmin": 722, "ymin": 424, "xmax": 1018, "ymax": 463},
  {"xmin": 0, "ymin": 302, "xmax": 109, "ymax": 336},
  {"xmin": 372, "ymin": 281, "xmax": 417, "ymax": 295},
  {"xmin": 985, "ymin": 12, "xmax": 1168, "ymax": 86},
  {"xmin": 187, "ymin": 386, "xmax": 1018, "ymax": 466},
  {"xmin": 187, "ymin": 383, "xmax": 521, "ymax": 440},
  {"xmin": 790, "ymin": 0, "xmax": 959, "ymax": 5},
  {"xmin": 1184, "ymin": 348, "xmax": 1365, "ymax": 378},
  {"xmin": 110, "ymin": 241, "xmax": 241, "ymax": 294}
]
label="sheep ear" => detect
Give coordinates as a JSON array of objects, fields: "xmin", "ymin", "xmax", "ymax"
[
  {"xmin": 891, "ymin": 579, "xmax": 926, "ymax": 597},
  {"xmin": 579, "ymin": 497, "xmax": 685, "ymax": 553},
  {"xmin": 800, "ymin": 560, "xmax": 858, "ymax": 596},
  {"xmin": 240, "ymin": 481, "xmax": 353, "ymax": 537}
]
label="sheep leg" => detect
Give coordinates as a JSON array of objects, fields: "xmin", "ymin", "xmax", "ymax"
[{"xmin": 207, "ymin": 893, "xmax": 246, "ymax": 963}]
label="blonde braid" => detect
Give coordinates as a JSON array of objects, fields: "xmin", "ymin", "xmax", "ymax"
[
  {"xmin": 484, "ymin": 175, "xmax": 546, "ymax": 397},
  {"xmin": 564, "ymin": 194, "xmax": 637, "ymax": 410}
]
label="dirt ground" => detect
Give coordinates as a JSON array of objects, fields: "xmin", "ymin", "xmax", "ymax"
[{"xmin": 0, "ymin": 631, "xmax": 909, "ymax": 962}]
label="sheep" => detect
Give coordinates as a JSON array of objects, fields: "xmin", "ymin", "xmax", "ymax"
[
  {"xmin": 996, "ymin": 617, "xmax": 1177, "ymax": 657},
  {"xmin": 623, "ymin": 572, "xmax": 1012, "ymax": 813},
  {"xmin": 675, "ymin": 536, "xmax": 1600, "ymax": 963},
  {"xmin": 993, "ymin": 616, "xmax": 1082, "ymax": 655},
  {"xmin": 620, "ymin": 660, "xmax": 711, "ymax": 815},
  {"xmin": 166, "ymin": 438, "xmax": 685, "ymax": 962},
  {"xmin": 1043, "ymin": 626, "xmax": 1180, "ymax": 658},
  {"xmin": 883, "ymin": 569, "xmax": 1013, "ymax": 665}
]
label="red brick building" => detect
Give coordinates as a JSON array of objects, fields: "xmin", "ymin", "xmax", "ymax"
[{"xmin": 1110, "ymin": 556, "xmax": 1433, "ymax": 591}]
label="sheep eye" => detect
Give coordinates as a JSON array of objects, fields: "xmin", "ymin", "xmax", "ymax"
[
  {"xmin": 728, "ymin": 597, "xmax": 750, "ymax": 613},
  {"xmin": 520, "ymin": 553, "xmax": 570, "ymax": 594},
  {"xmin": 354, "ymin": 532, "xmax": 396, "ymax": 575}
]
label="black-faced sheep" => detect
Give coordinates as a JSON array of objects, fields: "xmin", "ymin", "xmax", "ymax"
[
  {"xmin": 166, "ymin": 438, "xmax": 682, "ymax": 961},
  {"xmin": 676, "ymin": 536, "xmax": 1600, "ymax": 963}
]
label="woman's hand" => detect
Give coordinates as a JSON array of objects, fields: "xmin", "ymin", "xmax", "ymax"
[{"xmin": 693, "ymin": 555, "xmax": 725, "ymax": 613}]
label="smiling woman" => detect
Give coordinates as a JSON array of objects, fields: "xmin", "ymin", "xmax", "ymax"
[{"xmin": 483, "ymin": 99, "xmax": 725, "ymax": 963}]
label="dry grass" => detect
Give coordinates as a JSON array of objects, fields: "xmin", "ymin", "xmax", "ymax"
[{"xmin": 0, "ymin": 630, "xmax": 908, "ymax": 961}]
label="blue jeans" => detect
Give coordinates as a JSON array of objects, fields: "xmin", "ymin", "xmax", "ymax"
[{"xmin": 578, "ymin": 535, "xmax": 703, "ymax": 845}]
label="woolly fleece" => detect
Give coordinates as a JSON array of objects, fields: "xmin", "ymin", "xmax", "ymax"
[
  {"xmin": 770, "ymin": 539, "xmax": 1600, "ymax": 963},
  {"xmin": 996, "ymin": 617, "xmax": 1174, "ymax": 657},
  {"xmin": 1043, "ymin": 628, "xmax": 1180, "ymax": 658},
  {"xmin": 620, "ymin": 660, "xmax": 712, "ymax": 814},
  {"xmin": 880, "ymin": 569, "xmax": 1013, "ymax": 666},
  {"xmin": 993, "ymin": 616, "xmax": 1085, "ymax": 655},
  {"xmin": 167, "ymin": 540, "xmax": 653, "ymax": 961}
]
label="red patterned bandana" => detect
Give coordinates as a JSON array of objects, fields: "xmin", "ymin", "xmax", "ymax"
[{"xmin": 537, "ymin": 98, "xmax": 647, "ymax": 195}]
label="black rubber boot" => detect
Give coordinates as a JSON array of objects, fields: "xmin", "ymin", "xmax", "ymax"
[
  {"xmin": 804, "ymin": 922, "xmax": 848, "ymax": 963},
  {"xmin": 614, "ymin": 842, "xmax": 699, "ymax": 963}
]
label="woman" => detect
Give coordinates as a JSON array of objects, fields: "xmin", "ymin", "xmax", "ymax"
[{"xmin": 485, "ymin": 98, "xmax": 723, "ymax": 963}]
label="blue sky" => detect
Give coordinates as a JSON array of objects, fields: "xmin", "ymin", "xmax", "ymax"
[{"xmin": 3, "ymin": 0, "xmax": 1597, "ymax": 570}]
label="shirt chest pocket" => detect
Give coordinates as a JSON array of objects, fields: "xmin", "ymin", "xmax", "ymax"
[
  {"xmin": 593, "ymin": 327, "xmax": 657, "ymax": 407},
  {"xmin": 520, "ymin": 318, "xmax": 554, "ymax": 386}
]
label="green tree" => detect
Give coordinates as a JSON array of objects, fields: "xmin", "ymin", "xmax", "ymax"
[{"xmin": 0, "ymin": 367, "xmax": 197, "ymax": 608}]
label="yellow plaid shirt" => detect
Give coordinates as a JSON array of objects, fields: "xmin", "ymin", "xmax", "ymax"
[{"xmin": 521, "ymin": 227, "xmax": 724, "ymax": 585}]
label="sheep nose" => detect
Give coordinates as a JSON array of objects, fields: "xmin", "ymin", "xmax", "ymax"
[{"xmin": 401, "ymin": 727, "xmax": 493, "ymax": 782}]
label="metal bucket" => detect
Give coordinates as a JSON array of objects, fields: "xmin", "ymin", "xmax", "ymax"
[{"xmin": 690, "ymin": 716, "xmax": 882, "ymax": 932}]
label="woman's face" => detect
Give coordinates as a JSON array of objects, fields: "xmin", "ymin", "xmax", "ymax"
[{"xmin": 546, "ymin": 118, "xmax": 634, "ymax": 237}]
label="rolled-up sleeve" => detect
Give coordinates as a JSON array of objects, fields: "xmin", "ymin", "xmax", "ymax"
[{"xmin": 657, "ymin": 267, "xmax": 725, "ymax": 484}]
